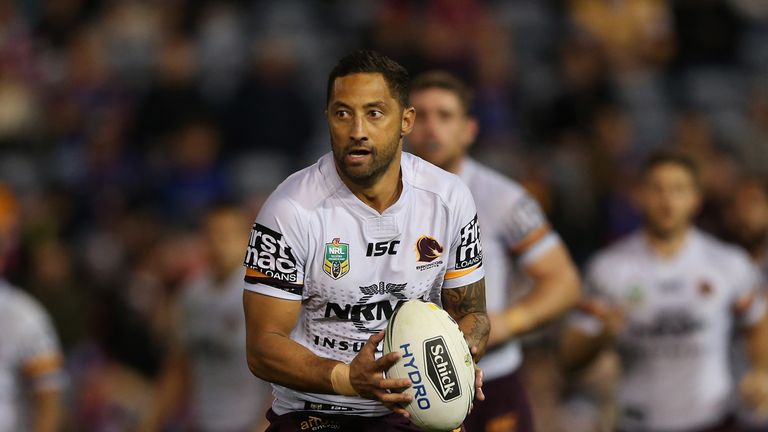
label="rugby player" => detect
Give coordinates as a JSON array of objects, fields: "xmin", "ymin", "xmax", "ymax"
[
  {"xmin": 242, "ymin": 50, "xmax": 489, "ymax": 431},
  {"xmin": 561, "ymin": 152, "xmax": 768, "ymax": 432},
  {"xmin": 141, "ymin": 204, "xmax": 271, "ymax": 432},
  {"xmin": 0, "ymin": 185, "xmax": 63, "ymax": 432},
  {"xmin": 408, "ymin": 71, "xmax": 581, "ymax": 432}
]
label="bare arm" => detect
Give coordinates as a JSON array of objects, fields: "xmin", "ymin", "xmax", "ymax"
[
  {"xmin": 243, "ymin": 291, "xmax": 412, "ymax": 409},
  {"xmin": 559, "ymin": 301, "xmax": 624, "ymax": 372},
  {"xmin": 442, "ymin": 278, "xmax": 490, "ymax": 361},
  {"xmin": 140, "ymin": 347, "xmax": 190, "ymax": 432},
  {"xmin": 244, "ymin": 291, "xmax": 340, "ymax": 393},
  {"xmin": 489, "ymin": 243, "xmax": 581, "ymax": 347},
  {"xmin": 31, "ymin": 388, "xmax": 61, "ymax": 432},
  {"xmin": 23, "ymin": 355, "xmax": 63, "ymax": 432}
]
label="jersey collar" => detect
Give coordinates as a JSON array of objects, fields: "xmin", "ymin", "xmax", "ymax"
[{"xmin": 319, "ymin": 152, "xmax": 412, "ymax": 218}]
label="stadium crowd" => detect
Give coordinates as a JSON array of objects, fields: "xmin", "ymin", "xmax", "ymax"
[{"xmin": 1, "ymin": 0, "xmax": 768, "ymax": 431}]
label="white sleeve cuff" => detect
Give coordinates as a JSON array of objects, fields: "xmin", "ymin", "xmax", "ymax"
[{"xmin": 244, "ymin": 282, "xmax": 303, "ymax": 301}]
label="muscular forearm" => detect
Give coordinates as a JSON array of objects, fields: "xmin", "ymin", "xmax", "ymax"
[
  {"xmin": 458, "ymin": 312, "xmax": 490, "ymax": 360},
  {"xmin": 31, "ymin": 389, "xmax": 61, "ymax": 432},
  {"xmin": 247, "ymin": 332, "xmax": 343, "ymax": 394},
  {"xmin": 442, "ymin": 279, "xmax": 490, "ymax": 361}
]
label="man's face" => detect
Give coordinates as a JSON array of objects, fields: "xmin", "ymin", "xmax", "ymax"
[
  {"xmin": 408, "ymin": 88, "xmax": 476, "ymax": 170},
  {"xmin": 726, "ymin": 181, "xmax": 768, "ymax": 249},
  {"xmin": 639, "ymin": 163, "xmax": 701, "ymax": 238},
  {"xmin": 327, "ymin": 73, "xmax": 414, "ymax": 186},
  {"xmin": 204, "ymin": 209, "xmax": 248, "ymax": 274}
]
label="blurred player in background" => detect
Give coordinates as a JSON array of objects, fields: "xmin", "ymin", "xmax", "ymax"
[
  {"xmin": 725, "ymin": 176, "xmax": 768, "ymax": 430},
  {"xmin": 408, "ymin": 71, "xmax": 581, "ymax": 432},
  {"xmin": 562, "ymin": 152, "xmax": 768, "ymax": 432},
  {"xmin": 140, "ymin": 203, "xmax": 271, "ymax": 432},
  {"xmin": 242, "ymin": 50, "xmax": 488, "ymax": 431},
  {"xmin": 0, "ymin": 185, "xmax": 63, "ymax": 432}
]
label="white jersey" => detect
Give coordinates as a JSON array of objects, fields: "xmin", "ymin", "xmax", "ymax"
[
  {"xmin": 178, "ymin": 269, "xmax": 271, "ymax": 431},
  {"xmin": 243, "ymin": 152, "xmax": 485, "ymax": 416},
  {"xmin": 574, "ymin": 229, "xmax": 765, "ymax": 432},
  {"xmin": 0, "ymin": 280, "xmax": 63, "ymax": 432},
  {"xmin": 458, "ymin": 159, "xmax": 559, "ymax": 380}
]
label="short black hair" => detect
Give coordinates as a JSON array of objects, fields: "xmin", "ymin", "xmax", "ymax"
[
  {"xmin": 641, "ymin": 149, "xmax": 700, "ymax": 187},
  {"xmin": 326, "ymin": 50, "xmax": 410, "ymax": 108},
  {"xmin": 411, "ymin": 70, "xmax": 474, "ymax": 115}
]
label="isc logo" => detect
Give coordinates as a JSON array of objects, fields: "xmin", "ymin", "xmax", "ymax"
[{"xmin": 366, "ymin": 240, "xmax": 400, "ymax": 257}]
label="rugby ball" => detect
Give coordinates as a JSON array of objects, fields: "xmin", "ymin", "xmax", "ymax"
[{"xmin": 384, "ymin": 300, "xmax": 475, "ymax": 431}]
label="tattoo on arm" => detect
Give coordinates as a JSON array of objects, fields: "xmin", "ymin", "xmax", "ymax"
[
  {"xmin": 443, "ymin": 278, "xmax": 490, "ymax": 359},
  {"xmin": 442, "ymin": 279, "xmax": 487, "ymax": 317}
]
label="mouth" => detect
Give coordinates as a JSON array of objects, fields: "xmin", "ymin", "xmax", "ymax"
[{"xmin": 345, "ymin": 147, "xmax": 373, "ymax": 164}]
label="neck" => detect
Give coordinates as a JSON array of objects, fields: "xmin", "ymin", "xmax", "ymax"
[
  {"xmin": 442, "ymin": 155, "xmax": 465, "ymax": 175},
  {"xmin": 644, "ymin": 226, "xmax": 690, "ymax": 258},
  {"xmin": 337, "ymin": 152, "xmax": 403, "ymax": 214}
]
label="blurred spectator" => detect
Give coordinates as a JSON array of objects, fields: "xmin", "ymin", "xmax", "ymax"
[
  {"xmin": 157, "ymin": 119, "xmax": 230, "ymax": 222},
  {"xmin": 132, "ymin": 34, "xmax": 207, "ymax": 152},
  {"xmin": 726, "ymin": 176, "xmax": 768, "ymax": 277},
  {"xmin": 140, "ymin": 203, "xmax": 271, "ymax": 432},
  {"xmin": 725, "ymin": 176, "xmax": 768, "ymax": 430},
  {"xmin": 224, "ymin": 41, "xmax": 314, "ymax": 162},
  {"xmin": 567, "ymin": 0, "xmax": 675, "ymax": 73}
]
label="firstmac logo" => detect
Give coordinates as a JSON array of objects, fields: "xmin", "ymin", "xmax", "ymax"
[{"xmin": 424, "ymin": 336, "xmax": 461, "ymax": 402}]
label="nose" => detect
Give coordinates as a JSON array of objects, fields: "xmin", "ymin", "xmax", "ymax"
[{"xmin": 350, "ymin": 116, "xmax": 368, "ymax": 142}]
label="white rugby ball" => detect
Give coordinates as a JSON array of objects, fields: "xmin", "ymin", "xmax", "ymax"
[{"xmin": 384, "ymin": 300, "xmax": 475, "ymax": 431}]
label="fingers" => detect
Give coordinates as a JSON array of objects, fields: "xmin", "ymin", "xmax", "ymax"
[
  {"xmin": 375, "ymin": 351, "xmax": 401, "ymax": 371},
  {"xmin": 475, "ymin": 385, "xmax": 486, "ymax": 401},
  {"xmin": 473, "ymin": 361, "xmax": 485, "ymax": 401},
  {"xmin": 377, "ymin": 390, "xmax": 413, "ymax": 404},
  {"xmin": 378, "ymin": 377, "xmax": 412, "ymax": 391},
  {"xmin": 368, "ymin": 331, "xmax": 386, "ymax": 346},
  {"xmin": 384, "ymin": 403, "xmax": 411, "ymax": 418}
]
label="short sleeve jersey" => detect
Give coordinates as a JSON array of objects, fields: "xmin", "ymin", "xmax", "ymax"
[
  {"xmin": 575, "ymin": 229, "xmax": 765, "ymax": 432},
  {"xmin": 243, "ymin": 152, "xmax": 484, "ymax": 416},
  {"xmin": 0, "ymin": 281, "xmax": 63, "ymax": 432},
  {"xmin": 459, "ymin": 159, "xmax": 560, "ymax": 380}
]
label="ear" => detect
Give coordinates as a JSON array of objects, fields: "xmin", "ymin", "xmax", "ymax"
[
  {"xmin": 462, "ymin": 117, "xmax": 479, "ymax": 150},
  {"xmin": 400, "ymin": 107, "xmax": 416, "ymax": 137}
]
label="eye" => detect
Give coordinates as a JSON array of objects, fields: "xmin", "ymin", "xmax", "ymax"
[
  {"xmin": 369, "ymin": 110, "xmax": 384, "ymax": 119},
  {"xmin": 335, "ymin": 110, "xmax": 351, "ymax": 119}
]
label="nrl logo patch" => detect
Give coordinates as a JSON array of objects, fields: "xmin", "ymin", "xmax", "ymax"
[{"xmin": 323, "ymin": 238, "xmax": 350, "ymax": 279}]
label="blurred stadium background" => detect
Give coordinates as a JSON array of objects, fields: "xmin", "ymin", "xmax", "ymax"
[{"xmin": 1, "ymin": 0, "xmax": 768, "ymax": 431}]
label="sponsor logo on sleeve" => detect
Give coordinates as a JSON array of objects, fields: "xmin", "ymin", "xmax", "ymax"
[
  {"xmin": 424, "ymin": 336, "xmax": 461, "ymax": 402},
  {"xmin": 323, "ymin": 238, "xmax": 350, "ymax": 279},
  {"xmin": 455, "ymin": 215, "xmax": 482, "ymax": 270},
  {"xmin": 244, "ymin": 223, "xmax": 298, "ymax": 283}
]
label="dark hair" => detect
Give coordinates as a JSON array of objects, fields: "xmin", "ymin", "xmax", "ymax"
[
  {"xmin": 640, "ymin": 150, "xmax": 700, "ymax": 187},
  {"xmin": 410, "ymin": 70, "xmax": 474, "ymax": 115},
  {"xmin": 326, "ymin": 50, "xmax": 410, "ymax": 108}
]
